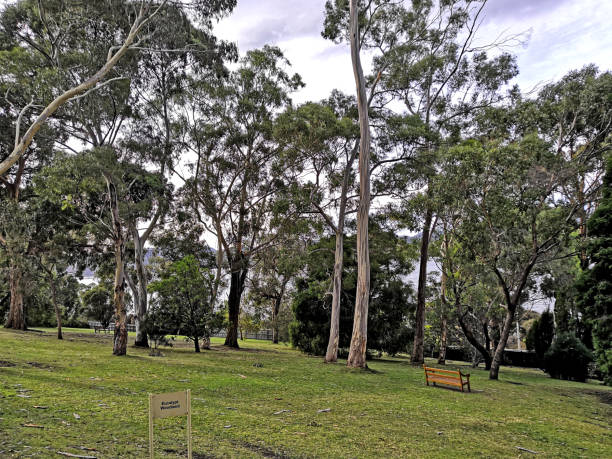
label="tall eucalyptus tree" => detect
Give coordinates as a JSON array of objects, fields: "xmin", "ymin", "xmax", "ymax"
[{"xmin": 178, "ymin": 46, "xmax": 304, "ymax": 348}]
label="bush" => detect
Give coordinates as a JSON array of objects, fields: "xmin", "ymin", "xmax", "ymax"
[
  {"xmin": 526, "ymin": 309, "xmax": 555, "ymax": 363},
  {"xmin": 543, "ymin": 333, "xmax": 593, "ymax": 382},
  {"xmin": 142, "ymin": 303, "xmax": 174, "ymax": 356},
  {"xmin": 81, "ymin": 283, "xmax": 114, "ymax": 330}
]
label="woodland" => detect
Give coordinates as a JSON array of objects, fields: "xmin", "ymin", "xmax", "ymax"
[{"xmin": 1, "ymin": 0, "xmax": 611, "ymax": 392}]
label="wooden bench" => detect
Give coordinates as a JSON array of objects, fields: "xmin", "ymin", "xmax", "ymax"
[{"xmin": 423, "ymin": 365, "xmax": 471, "ymax": 392}]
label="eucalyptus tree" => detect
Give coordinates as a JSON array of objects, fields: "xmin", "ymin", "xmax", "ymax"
[
  {"xmin": 322, "ymin": 0, "xmax": 518, "ymax": 365},
  {"xmin": 36, "ymin": 148, "xmax": 167, "ymax": 355},
  {"xmin": 119, "ymin": 5, "xmax": 235, "ymax": 347},
  {"xmin": 0, "ymin": 0, "xmax": 237, "ymax": 176},
  {"xmin": 274, "ymin": 92, "xmax": 360, "ymax": 361},
  {"xmin": 12, "ymin": 0, "xmax": 235, "ymax": 353},
  {"xmin": 438, "ymin": 131, "xmax": 596, "ymax": 379},
  {"xmin": 178, "ymin": 46, "xmax": 304, "ymax": 348},
  {"xmin": 247, "ymin": 229, "xmax": 310, "ymax": 344},
  {"xmin": 534, "ymin": 67, "xmax": 612, "ymax": 268},
  {"xmin": 376, "ymin": 0, "xmax": 518, "ymax": 365},
  {"xmin": 322, "ymin": 0, "xmax": 379, "ymax": 368},
  {"xmin": 431, "ymin": 218, "xmax": 504, "ymax": 369},
  {"xmin": 0, "ymin": 34, "xmax": 58, "ymax": 329}
]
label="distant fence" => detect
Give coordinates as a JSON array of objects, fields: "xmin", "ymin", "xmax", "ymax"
[
  {"xmin": 212, "ymin": 329, "xmax": 273, "ymax": 341},
  {"xmin": 87, "ymin": 321, "xmax": 136, "ymax": 333}
]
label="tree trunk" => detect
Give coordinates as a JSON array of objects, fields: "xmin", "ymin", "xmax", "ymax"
[
  {"xmin": 5, "ymin": 262, "xmax": 26, "ymax": 330},
  {"xmin": 325, "ymin": 229, "xmax": 344, "ymax": 362},
  {"xmin": 458, "ymin": 313, "xmax": 492, "ymax": 370},
  {"xmin": 272, "ymin": 296, "xmax": 281, "ymax": 344},
  {"xmin": 489, "ymin": 306, "xmax": 516, "ymax": 379},
  {"xmin": 106, "ymin": 175, "xmax": 128, "ymax": 356},
  {"xmin": 346, "ymin": 0, "xmax": 371, "ymax": 369},
  {"xmin": 224, "ymin": 260, "xmax": 246, "ymax": 349},
  {"xmin": 131, "ymin": 224, "xmax": 149, "ymax": 348},
  {"xmin": 49, "ymin": 275, "xmax": 63, "ymax": 340},
  {"xmin": 438, "ymin": 315, "xmax": 448, "ymax": 365},
  {"xmin": 437, "ymin": 265, "xmax": 448, "ymax": 364},
  {"xmin": 412, "ymin": 205, "xmax": 433, "ymax": 364},
  {"xmin": 324, "ymin": 143, "xmax": 357, "ymax": 363},
  {"xmin": 194, "ymin": 336, "xmax": 200, "ymax": 353}
]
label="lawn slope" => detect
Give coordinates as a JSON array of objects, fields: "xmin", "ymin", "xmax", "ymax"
[{"xmin": 0, "ymin": 328, "xmax": 610, "ymax": 458}]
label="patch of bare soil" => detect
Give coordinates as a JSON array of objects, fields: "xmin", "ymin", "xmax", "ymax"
[
  {"xmin": 163, "ymin": 449, "xmax": 216, "ymax": 459},
  {"xmin": 0, "ymin": 360, "xmax": 16, "ymax": 367},
  {"xmin": 583, "ymin": 389, "xmax": 612, "ymax": 405},
  {"xmin": 234, "ymin": 441, "xmax": 291, "ymax": 459},
  {"xmin": 26, "ymin": 361, "xmax": 52, "ymax": 369}
]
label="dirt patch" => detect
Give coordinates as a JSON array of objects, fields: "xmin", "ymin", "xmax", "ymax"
[
  {"xmin": 235, "ymin": 441, "xmax": 291, "ymax": 459},
  {"xmin": 163, "ymin": 449, "xmax": 216, "ymax": 459},
  {"xmin": 583, "ymin": 389, "xmax": 612, "ymax": 405},
  {"xmin": 0, "ymin": 360, "xmax": 16, "ymax": 367},
  {"xmin": 26, "ymin": 361, "xmax": 52, "ymax": 369}
]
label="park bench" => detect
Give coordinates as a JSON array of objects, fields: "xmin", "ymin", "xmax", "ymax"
[{"xmin": 423, "ymin": 365, "xmax": 471, "ymax": 392}]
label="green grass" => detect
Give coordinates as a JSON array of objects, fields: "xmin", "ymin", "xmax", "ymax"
[{"xmin": 0, "ymin": 328, "xmax": 610, "ymax": 458}]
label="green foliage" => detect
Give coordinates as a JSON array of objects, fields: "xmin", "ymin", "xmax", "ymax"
[
  {"xmin": 290, "ymin": 222, "xmax": 416, "ymax": 356},
  {"xmin": 525, "ymin": 310, "xmax": 555, "ymax": 363},
  {"xmin": 148, "ymin": 255, "xmax": 224, "ymax": 352},
  {"xmin": 81, "ymin": 283, "xmax": 114, "ymax": 329},
  {"xmin": 576, "ymin": 154, "xmax": 612, "ymax": 385},
  {"xmin": 141, "ymin": 302, "xmax": 174, "ymax": 356},
  {"xmin": 543, "ymin": 333, "xmax": 593, "ymax": 382}
]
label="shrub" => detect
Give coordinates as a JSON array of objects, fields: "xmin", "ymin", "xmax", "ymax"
[
  {"xmin": 526, "ymin": 309, "xmax": 555, "ymax": 363},
  {"xmin": 81, "ymin": 283, "xmax": 114, "ymax": 330},
  {"xmin": 141, "ymin": 303, "xmax": 174, "ymax": 356},
  {"xmin": 543, "ymin": 333, "xmax": 593, "ymax": 382}
]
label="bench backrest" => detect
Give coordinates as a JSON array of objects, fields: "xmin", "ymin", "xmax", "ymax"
[{"xmin": 423, "ymin": 366, "xmax": 464, "ymax": 379}]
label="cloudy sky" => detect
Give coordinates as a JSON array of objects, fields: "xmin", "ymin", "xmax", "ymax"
[{"xmin": 215, "ymin": 0, "xmax": 612, "ymax": 104}]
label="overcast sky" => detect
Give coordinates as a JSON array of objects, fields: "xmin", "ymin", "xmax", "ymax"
[{"xmin": 214, "ymin": 0, "xmax": 612, "ymax": 104}]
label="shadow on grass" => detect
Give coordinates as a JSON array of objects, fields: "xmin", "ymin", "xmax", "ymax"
[{"xmin": 425, "ymin": 384, "xmax": 482, "ymax": 394}]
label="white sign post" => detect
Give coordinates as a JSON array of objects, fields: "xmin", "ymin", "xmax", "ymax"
[{"xmin": 149, "ymin": 390, "xmax": 192, "ymax": 459}]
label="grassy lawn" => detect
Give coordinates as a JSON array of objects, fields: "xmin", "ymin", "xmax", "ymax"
[{"xmin": 0, "ymin": 328, "xmax": 610, "ymax": 458}]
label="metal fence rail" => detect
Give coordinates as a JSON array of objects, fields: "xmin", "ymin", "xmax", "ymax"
[
  {"xmin": 87, "ymin": 321, "xmax": 136, "ymax": 333},
  {"xmin": 212, "ymin": 329, "xmax": 273, "ymax": 341}
]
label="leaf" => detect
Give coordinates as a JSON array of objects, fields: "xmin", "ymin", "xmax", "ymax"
[{"xmin": 23, "ymin": 423, "xmax": 44, "ymax": 428}]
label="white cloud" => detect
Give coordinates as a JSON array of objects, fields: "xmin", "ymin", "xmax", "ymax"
[{"xmin": 214, "ymin": 0, "xmax": 612, "ymax": 102}]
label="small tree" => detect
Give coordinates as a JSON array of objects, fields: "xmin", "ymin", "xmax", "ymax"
[
  {"xmin": 141, "ymin": 303, "xmax": 174, "ymax": 356},
  {"xmin": 148, "ymin": 256, "xmax": 223, "ymax": 353},
  {"xmin": 526, "ymin": 310, "xmax": 555, "ymax": 363},
  {"xmin": 82, "ymin": 283, "xmax": 114, "ymax": 332}
]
